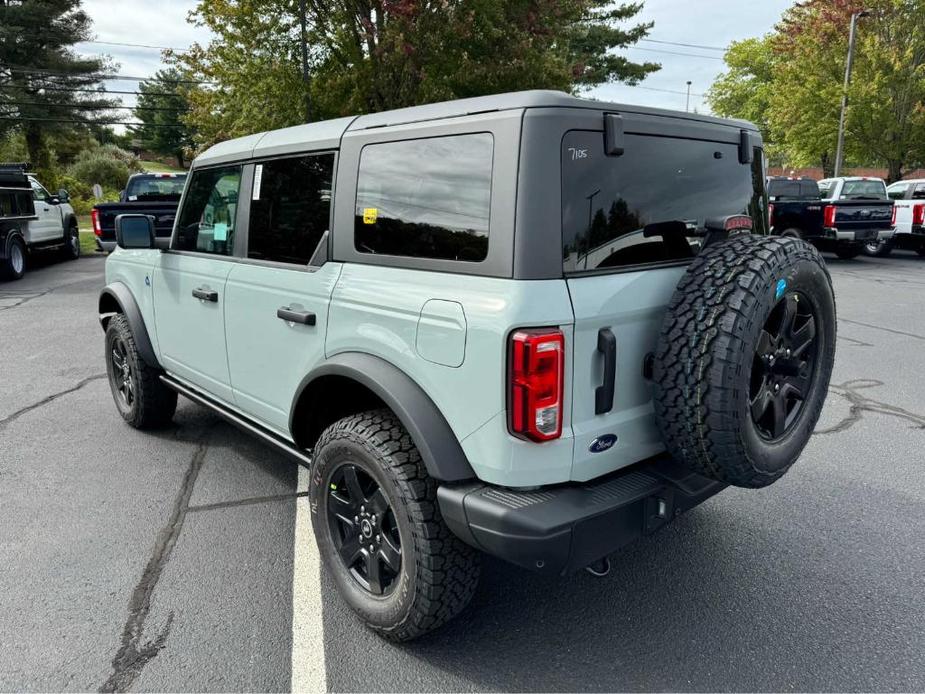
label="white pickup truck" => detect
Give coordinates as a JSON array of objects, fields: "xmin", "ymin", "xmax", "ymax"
[
  {"xmin": 0, "ymin": 164, "xmax": 80, "ymax": 280},
  {"xmin": 880, "ymin": 179, "xmax": 925, "ymax": 256}
]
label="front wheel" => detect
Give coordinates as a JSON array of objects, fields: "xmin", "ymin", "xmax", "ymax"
[
  {"xmin": 62, "ymin": 223, "xmax": 80, "ymax": 260},
  {"xmin": 835, "ymin": 245, "xmax": 862, "ymax": 260},
  {"xmin": 309, "ymin": 409, "xmax": 480, "ymax": 641},
  {"xmin": 105, "ymin": 314, "xmax": 177, "ymax": 428}
]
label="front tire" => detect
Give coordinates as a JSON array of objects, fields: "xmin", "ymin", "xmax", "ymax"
[
  {"xmin": 62, "ymin": 223, "xmax": 80, "ymax": 260},
  {"xmin": 309, "ymin": 409, "xmax": 480, "ymax": 641},
  {"xmin": 105, "ymin": 314, "xmax": 177, "ymax": 428}
]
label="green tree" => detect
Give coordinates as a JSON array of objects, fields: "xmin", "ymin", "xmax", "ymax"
[
  {"xmin": 0, "ymin": 0, "xmax": 116, "ymax": 186},
  {"xmin": 707, "ymin": 0, "xmax": 925, "ymax": 180},
  {"xmin": 174, "ymin": 0, "xmax": 659, "ymax": 151},
  {"xmin": 131, "ymin": 69, "xmax": 194, "ymax": 168}
]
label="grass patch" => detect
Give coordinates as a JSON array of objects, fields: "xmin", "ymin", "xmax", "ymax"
[{"xmin": 79, "ymin": 231, "xmax": 99, "ymax": 254}]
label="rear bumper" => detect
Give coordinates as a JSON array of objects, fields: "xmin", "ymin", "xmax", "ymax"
[
  {"xmin": 437, "ymin": 456, "xmax": 725, "ymax": 575},
  {"xmin": 827, "ymin": 227, "xmax": 883, "ymax": 242}
]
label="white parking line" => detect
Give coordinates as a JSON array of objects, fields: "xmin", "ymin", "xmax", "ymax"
[{"xmin": 291, "ymin": 465, "xmax": 327, "ymax": 693}]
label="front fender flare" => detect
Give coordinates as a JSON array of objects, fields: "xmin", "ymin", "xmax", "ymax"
[
  {"xmin": 291, "ymin": 352, "xmax": 476, "ymax": 483},
  {"xmin": 98, "ymin": 282, "xmax": 160, "ymax": 368}
]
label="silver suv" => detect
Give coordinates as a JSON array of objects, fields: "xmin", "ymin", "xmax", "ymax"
[{"xmin": 98, "ymin": 91, "xmax": 836, "ymax": 640}]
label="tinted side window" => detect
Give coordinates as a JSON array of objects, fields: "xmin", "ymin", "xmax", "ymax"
[
  {"xmin": 29, "ymin": 178, "xmax": 48, "ymax": 202},
  {"xmin": 887, "ymin": 183, "xmax": 909, "ymax": 200},
  {"xmin": 354, "ymin": 134, "xmax": 493, "ymax": 262},
  {"xmin": 248, "ymin": 154, "xmax": 334, "ymax": 265},
  {"xmin": 174, "ymin": 166, "xmax": 242, "ymax": 255},
  {"xmin": 562, "ymin": 131, "xmax": 767, "ymax": 272}
]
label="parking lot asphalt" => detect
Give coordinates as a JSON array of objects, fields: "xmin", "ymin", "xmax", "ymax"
[{"xmin": 1, "ymin": 250, "xmax": 923, "ymax": 692}]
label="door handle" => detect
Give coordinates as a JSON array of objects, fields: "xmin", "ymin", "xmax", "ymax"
[
  {"xmin": 595, "ymin": 327, "xmax": 616, "ymax": 415},
  {"xmin": 277, "ymin": 306, "xmax": 316, "ymax": 326},
  {"xmin": 192, "ymin": 287, "xmax": 218, "ymax": 302}
]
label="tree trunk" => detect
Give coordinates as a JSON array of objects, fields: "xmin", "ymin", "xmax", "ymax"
[
  {"xmin": 24, "ymin": 124, "xmax": 54, "ymax": 187},
  {"xmin": 175, "ymin": 151, "xmax": 186, "ymax": 169},
  {"xmin": 886, "ymin": 160, "xmax": 903, "ymax": 184},
  {"xmin": 820, "ymin": 152, "xmax": 834, "ymax": 178}
]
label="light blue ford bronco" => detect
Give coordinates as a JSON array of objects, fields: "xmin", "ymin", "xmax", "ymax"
[{"xmin": 99, "ymin": 91, "xmax": 836, "ymax": 640}]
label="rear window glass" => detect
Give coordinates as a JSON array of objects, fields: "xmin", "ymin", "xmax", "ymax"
[
  {"xmin": 126, "ymin": 175, "xmax": 187, "ymax": 200},
  {"xmin": 887, "ymin": 183, "xmax": 909, "ymax": 200},
  {"xmin": 912, "ymin": 184, "xmax": 925, "ymax": 200},
  {"xmin": 561, "ymin": 131, "xmax": 767, "ymax": 273},
  {"xmin": 354, "ymin": 133, "xmax": 493, "ymax": 262},
  {"xmin": 767, "ymin": 179, "xmax": 820, "ymax": 200},
  {"xmin": 839, "ymin": 180, "xmax": 887, "ymax": 199}
]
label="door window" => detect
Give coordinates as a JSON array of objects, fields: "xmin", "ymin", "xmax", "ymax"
[
  {"xmin": 247, "ymin": 153, "xmax": 334, "ymax": 265},
  {"xmin": 29, "ymin": 178, "xmax": 49, "ymax": 202},
  {"xmin": 886, "ymin": 182, "xmax": 909, "ymax": 200},
  {"xmin": 174, "ymin": 166, "xmax": 242, "ymax": 255},
  {"xmin": 354, "ymin": 133, "xmax": 493, "ymax": 262}
]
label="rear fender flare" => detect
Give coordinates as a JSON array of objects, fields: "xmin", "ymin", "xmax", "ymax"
[
  {"xmin": 291, "ymin": 352, "xmax": 476, "ymax": 483},
  {"xmin": 98, "ymin": 282, "xmax": 160, "ymax": 368}
]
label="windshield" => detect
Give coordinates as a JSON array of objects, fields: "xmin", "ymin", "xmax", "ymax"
[
  {"xmin": 561, "ymin": 131, "xmax": 767, "ymax": 273},
  {"xmin": 839, "ymin": 179, "xmax": 887, "ymax": 199},
  {"xmin": 125, "ymin": 175, "xmax": 187, "ymax": 201}
]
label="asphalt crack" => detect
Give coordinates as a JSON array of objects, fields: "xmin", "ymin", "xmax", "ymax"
[
  {"xmin": 815, "ymin": 379, "xmax": 925, "ymax": 435},
  {"xmin": 839, "ymin": 318, "xmax": 925, "ymax": 343},
  {"xmin": 0, "ymin": 374, "xmax": 106, "ymax": 432},
  {"xmin": 187, "ymin": 490, "xmax": 309, "ymax": 514},
  {"xmin": 0, "ymin": 275, "xmax": 101, "ymax": 312},
  {"xmin": 99, "ymin": 433, "xmax": 211, "ymax": 693}
]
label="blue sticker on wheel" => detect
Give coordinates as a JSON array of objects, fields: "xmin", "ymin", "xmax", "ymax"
[{"xmin": 775, "ymin": 278, "xmax": 787, "ymax": 300}]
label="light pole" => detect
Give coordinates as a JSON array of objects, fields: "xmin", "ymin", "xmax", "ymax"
[
  {"xmin": 685, "ymin": 81, "xmax": 692, "ymax": 112},
  {"xmin": 833, "ymin": 10, "xmax": 870, "ymax": 177}
]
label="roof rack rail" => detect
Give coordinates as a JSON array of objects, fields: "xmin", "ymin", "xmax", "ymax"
[{"xmin": 0, "ymin": 162, "xmax": 31, "ymax": 172}]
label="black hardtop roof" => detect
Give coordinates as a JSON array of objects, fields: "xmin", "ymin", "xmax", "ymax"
[{"xmin": 195, "ymin": 90, "xmax": 759, "ymax": 166}]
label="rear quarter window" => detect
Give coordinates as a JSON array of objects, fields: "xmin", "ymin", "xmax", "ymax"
[
  {"xmin": 561, "ymin": 131, "xmax": 767, "ymax": 273},
  {"xmin": 354, "ymin": 133, "xmax": 493, "ymax": 262}
]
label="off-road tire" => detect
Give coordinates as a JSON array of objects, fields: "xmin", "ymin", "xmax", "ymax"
[
  {"xmin": 916, "ymin": 247, "xmax": 925, "ymax": 257},
  {"xmin": 835, "ymin": 245, "xmax": 862, "ymax": 259},
  {"xmin": 62, "ymin": 222, "xmax": 80, "ymax": 260},
  {"xmin": 652, "ymin": 235, "xmax": 836, "ymax": 488},
  {"xmin": 1, "ymin": 236, "xmax": 26, "ymax": 280},
  {"xmin": 105, "ymin": 313, "xmax": 177, "ymax": 428},
  {"xmin": 309, "ymin": 409, "xmax": 480, "ymax": 641}
]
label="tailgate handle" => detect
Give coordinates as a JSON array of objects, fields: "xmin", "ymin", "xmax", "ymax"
[{"xmin": 595, "ymin": 328, "xmax": 616, "ymax": 415}]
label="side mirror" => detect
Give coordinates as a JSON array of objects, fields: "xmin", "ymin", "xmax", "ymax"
[
  {"xmin": 57, "ymin": 188, "xmax": 70, "ymax": 203},
  {"xmin": 115, "ymin": 214, "xmax": 155, "ymax": 249}
]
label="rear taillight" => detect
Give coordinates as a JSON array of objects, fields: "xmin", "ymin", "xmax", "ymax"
[
  {"xmin": 91, "ymin": 208, "xmax": 102, "ymax": 236},
  {"xmin": 913, "ymin": 203, "xmax": 925, "ymax": 226},
  {"xmin": 509, "ymin": 328, "xmax": 564, "ymax": 442},
  {"xmin": 891, "ymin": 204, "xmax": 897, "ymax": 226},
  {"xmin": 823, "ymin": 204, "xmax": 836, "ymax": 228},
  {"xmin": 768, "ymin": 203, "xmax": 775, "ymax": 227}
]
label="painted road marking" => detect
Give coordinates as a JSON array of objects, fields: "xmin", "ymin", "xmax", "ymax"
[{"xmin": 291, "ymin": 465, "xmax": 327, "ymax": 692}]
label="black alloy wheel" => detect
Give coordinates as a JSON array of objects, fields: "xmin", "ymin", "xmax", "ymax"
[
  {"xmin": 325, "ymin": 463, "xmax": 402, "ymax": 596},
  {"xmin": 749, "ymin": 291, "xmax": 818, "ymax": 441},
  {"xmin": 109, "ymin": 336, "xmax": 135, "ymax": 410}
]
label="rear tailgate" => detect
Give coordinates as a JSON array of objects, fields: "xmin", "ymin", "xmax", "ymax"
[
  {"xmin": 95, "ymin": 202, "xmax": 179, "ymax": 244},
  {"xmin": 831, "ymin": 199, "xmax": 893, "ymax": 235},
  {"xmin": 561, "ymin": 124, "xmax": 767, "ymax": 482}
]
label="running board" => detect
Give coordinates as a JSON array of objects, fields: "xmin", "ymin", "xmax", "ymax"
[{"xmin": 159, "ymin": 374, "xmax": 313, "ymax": 467}]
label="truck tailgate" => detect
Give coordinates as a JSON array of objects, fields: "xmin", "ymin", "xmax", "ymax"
[
  {"xmin": 831, "ymin": 199, "xmax": 893, "ymax": 230},
  {"xmin": 95, "ymin": 202, "xmax": 179, "ymax": 243}
]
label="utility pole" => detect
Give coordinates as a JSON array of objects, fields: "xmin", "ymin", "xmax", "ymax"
[
  {"xmin": 298, "ymin": 0, "xmax": 311, "ymax": 123},
  {"xmin": 834, "ymin": 10, "xmax": 869, "ymax": 177},
  {"xmin": 685, "ymin": 81, "xmax": 692, "ymax": 112}
]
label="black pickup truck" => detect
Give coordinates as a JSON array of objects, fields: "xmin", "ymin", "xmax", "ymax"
[
  {"xmin": 91, "ymin": 172, "xmax": 187, "ymax": 251},
  {"xmin": 768, "ymin": 176, "xmax": 894, "ymax": 259}
]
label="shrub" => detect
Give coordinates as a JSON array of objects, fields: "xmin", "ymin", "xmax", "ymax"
[{"xmin": 66, "ymin": 145, "xmax": 143, "ymax": 191}]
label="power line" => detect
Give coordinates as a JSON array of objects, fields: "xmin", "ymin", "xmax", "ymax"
[
  {"xmin": 626, "ymin": 46, "xmax": 725, "ymax": 61},
  {"xmin": 77, "ymin": 39, "xmax": 189, "ymax": 53},
  {"xmin": 0, "ymin": 116, "xmax": 183, "ymax": 127},
  {"xmin": 0, "ymin": 84, "xmax": 181, "ymax": 98},
  {"xmin": 2, "ymin": 65, "xmax": 214, "ymax": 84},
  {"xmin": 2, "ymin": 101, "xmax": 185, "ymax": 112},
  {"xmin": 640, "ymin": 38, "xmax": 727, "ymax": 52}
]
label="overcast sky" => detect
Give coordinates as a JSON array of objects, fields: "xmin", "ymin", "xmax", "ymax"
[{"xmin": 75, "ymin": 0, "xmax": 796, "ymax": 124}]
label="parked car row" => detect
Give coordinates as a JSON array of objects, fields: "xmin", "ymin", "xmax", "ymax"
[{"xmin": 767, "ymin": 174, "xmax": 925, "ymax": 259}]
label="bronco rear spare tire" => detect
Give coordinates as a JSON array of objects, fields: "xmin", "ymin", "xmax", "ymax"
[{"xmin": 652, "ymin": 235, "xmax": 835, "ymax": 488}]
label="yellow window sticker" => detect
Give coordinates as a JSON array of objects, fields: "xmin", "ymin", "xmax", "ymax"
[{"xmin": 363, "ymin": 208, "xmax": 378, "ymax": 225}]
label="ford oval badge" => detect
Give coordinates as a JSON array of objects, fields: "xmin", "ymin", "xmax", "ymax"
[{"xmin": 589, "ymin": 434, "xmax": 618, "ymax": 453}]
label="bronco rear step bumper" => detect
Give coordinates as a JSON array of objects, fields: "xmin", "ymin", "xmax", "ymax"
[{"xmin": 437, "ymin": 457, "xmax": 725, "ymax": 575}]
